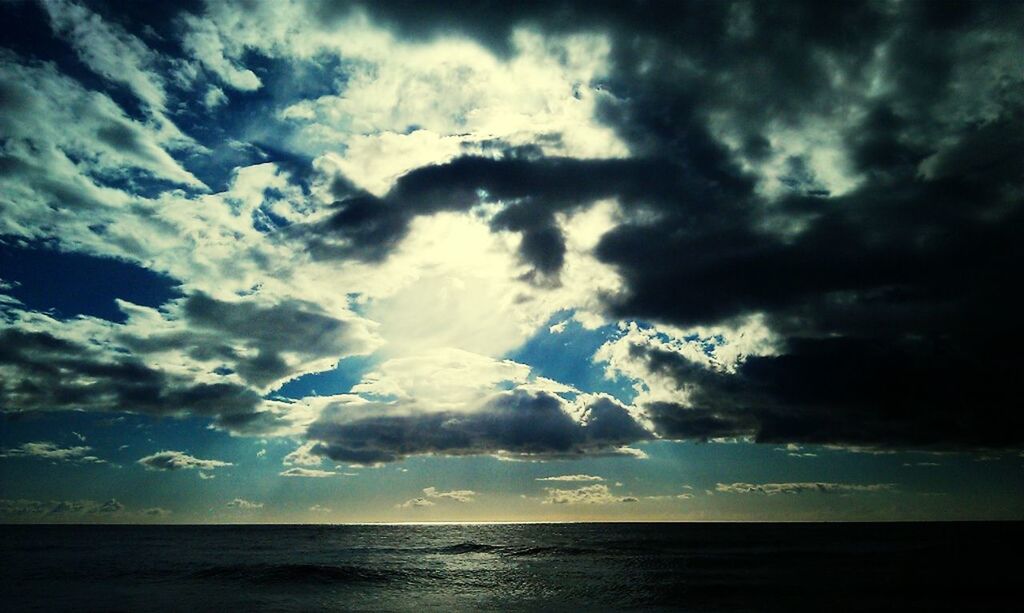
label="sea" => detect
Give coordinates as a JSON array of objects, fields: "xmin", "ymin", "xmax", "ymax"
[{"xmin": 1, "ymin": 522, "xmax": 1020, "ymax": 611}]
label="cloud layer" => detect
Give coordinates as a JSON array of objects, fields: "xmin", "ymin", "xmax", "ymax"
[{"xmin": 2, "ymin": 0, "xmax": 1023, "ymax": 464}]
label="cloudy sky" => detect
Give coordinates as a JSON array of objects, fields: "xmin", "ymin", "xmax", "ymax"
[{"xmin": 1, "ymin": 0, "xmax": 1022, "ymax": 523}]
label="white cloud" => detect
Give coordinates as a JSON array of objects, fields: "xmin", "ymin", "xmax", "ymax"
[
  {"xmin": 614, "ymin": 447, "xmax": 650, "ymax": 460},
  {"xmin": 0, "ymin": 52, "xmax": 204, "ymax": 190},
  {"xmin": 542, "ymin": 484, "xmax": 637, "ymax": 505},
  {"xmin": 548, "ymin": 320, "xmax": 569, "ymax": 334},
  {"xmin": 342, "ymin": 203, "xmax": 623, "ymax": 365},
  {"xmin": 181, "ymin": 14, "xmax": 261, "ymax": 90},
  {"xmin": 0, "ymin": 4, "xmax": 637, "ymax": 459},
  {"xmin": 351, "ymin": 348, "xmax": 531, "ymax": 410},
  {"xmin": 41, "ymin": 0, "xmax": 166, "ymax": 108},
  {"xmin": 309, "ymin": 504, "xmax": 332, "ymax": 513},
  {"xmin": 226, "ymin": 498, "xmax": 263, "ymax": 509},
  {"xmin": 283, "ymin": 442, "xmax": 322, "ymax": 466},
  {"xmin": 396, "ymin": 497, "xmax": 435, "ymax": 509},
  {"xmin": 38, "ymin": 0, "xmax": 196, "ymax": 148},
  {"xmin": 268, "ymin": 20, "xmax": 627, "ymax": 194},
  {"xmin": 137, "ymin": 451, "xmax": 232, "ymax": 472},
  {"xmin": 422, "ymin": 487, "xmax": 476, "ymax": 503},
  {"xmin": 594, "ymin": 315, "xmax": 778, "ymax": 407},
  {"xmin": 203, "ymin": 86, "xmax": 228, "ymax": 109},
  {"xmin": 356, "ymin": 213, "xmax": 541, "ymax": 358},
  {"xmin": 397, "ymin": 486, "xmax": 477, "ymax": 508}
]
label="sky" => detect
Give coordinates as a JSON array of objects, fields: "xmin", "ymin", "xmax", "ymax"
[{"xmin": 1, "ymin": 0, "xmax": 1023, "ymax": 524}]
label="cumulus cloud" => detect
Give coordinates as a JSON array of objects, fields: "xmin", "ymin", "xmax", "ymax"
[
  {"xmin": 309, "ymin": 0, "xmax": 1024, "ymax": 453},
  {"xmin": 396, "ymin": 497, "xmax": 435, "ymax": 509},
  {"xmin": 397, "ymin": 486, "xmax": 477, "ymax": 508},
  {"xmin": 226, "ymin": 498, "xmax": 263, "ymax": 509},
  {"xmin": 181, "ymin": 13, "xmax": 262, "ymax": 91},
  {"xmin": 308, "ymin": 388, "xmax": 651, "ymax": 464},
  {"xmin": 0, "ymin": 441, "xmax": 104, "ymax": 464},
  {"xmin": 119, "ymin": 292, "xmax": 379, "ymax": 393},
  {"xmin": 715, "ymin": 482, "xmax": 896, "ymax": 495},
  {"xmin": 137, "ymin": 451, "xmax": 232, "ymax": 472},
  {"xmin": 542, "ymin": 484, "xmax": 637, "ymax": 505},
  {"xmin": 0, "ymin": 323, "xmax": 268, "ymax": 434},
  {"xmin": 190, "ymin": 3, "xmax": 626, "ymax": 195},
  {"xmin": 0, "ymin": 293, "xmax": 376, "ymax": 436}
]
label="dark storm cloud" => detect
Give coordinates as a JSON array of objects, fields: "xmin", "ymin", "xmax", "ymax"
[
  {"xmin": 299, "ymin": 0, "xmax": 1024, "ymax": 452},
  {"xmin": 307, "ymin": 389, "xmax": 651, "ymax": 463},
  {"xmin": 300, "ymin": 154, "xmax": 691, "ymax": 280},
  {"xmin": 0, "ymin": 289, "xmax": 371, "ymax": 433},
  {"xmin": 181, "ymin": 292, "xmax": 361, "ymax": 387},
  {"xmin": 3, "ymin": 0, "xmax": 1023, "ymax": 456},
  {"xmin": 634, "ymin": 336, "xmax": 1024, "ymax": 450},
  {"xmin": 118, "ymin": 292, "xmax": 369, "ymax": 390},
  {"xmin": 0, "ymin": 327, "xmax": 264, "ymax": 429}
]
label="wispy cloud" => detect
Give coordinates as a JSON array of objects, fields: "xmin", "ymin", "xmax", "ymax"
[
  {"xmin": 715, "ymin": 482, "xmax": 895, "ymax": 495},
  {"xmin": 137, "ymin": 451, "xmax": 232, "ymax": 472},
  {"xmin": 0, "ymin": 442, "xmax": 104, "ymax": 464},
  {"xmin": 279, "ymin": 467, "xmax": 339, "ymax": 478}
]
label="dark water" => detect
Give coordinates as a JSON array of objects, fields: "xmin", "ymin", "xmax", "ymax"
[{"xmin": 2, "ymin": 522, "xmax": 1020, "ymax": 611}]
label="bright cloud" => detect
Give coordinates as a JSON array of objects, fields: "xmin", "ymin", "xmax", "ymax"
[
  {"xmin": 137, "ymin": 451, "xmax": 232, "ymax": 472},
  {"xmin": 542, "ymin": 484, "xmax": 637, "ymax": 505}
]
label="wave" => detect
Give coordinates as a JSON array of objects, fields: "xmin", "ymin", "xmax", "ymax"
[
  {"xmin": 433, "ymin": 542, "xmax": 505, "ymax": 555},
  {"xmin": 430, "ymin": 541, "xmax": 598, "ymax": 557},
  {"xmin": 189, "ymin": 563, "xmax": 399, "ymax": 585},
  {"xmin": 503, "ymin": 545, "xmax": 598, "ymax": 557}
]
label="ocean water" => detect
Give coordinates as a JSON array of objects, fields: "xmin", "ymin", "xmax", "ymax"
[{"xmin": 1, "ymin": 522, "xmax": 1020, "ymax": 611}]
